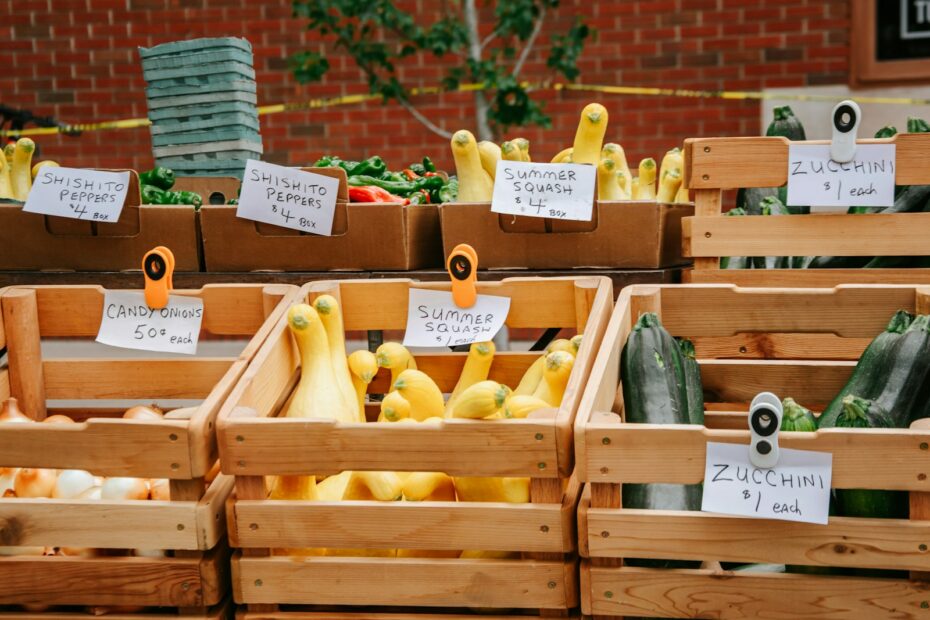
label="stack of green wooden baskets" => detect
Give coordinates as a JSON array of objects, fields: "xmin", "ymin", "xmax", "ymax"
[{"xmin": 139, "ymin": 37, "xmax": 262, "ymax": 179}]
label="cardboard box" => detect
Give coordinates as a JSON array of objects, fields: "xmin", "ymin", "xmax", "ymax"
[
  {"xmin": 439, "ymin": 200, "xmax": 693, "ymax": 270},
  {"xmin": 174, "ymin": 175, "xmax": 241, "ymax": 204},
  {"xmin": 0, "ymin": 170, "xmax": 200, "ymax": 271},
  {"xmin": 200, "ymin": 167, "xmax": 443, "ymax": 271}
]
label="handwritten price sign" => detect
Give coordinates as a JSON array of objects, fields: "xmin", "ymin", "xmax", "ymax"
[
  {"xmin": 236, "ymin": 160, "xmax": 339, "ymax": 235},
  {"xmin": 24, "ymin": 168, "xmax": 129, "ymax": 222},
  {"xmin": 491, "ymin": 161, "xmax": 596, "ymax": 221},
  {"xmin": 786, "ymin": 144, "xmax": 896, "ymax": 212},
  {"xmin": 96, "ymin": 291, "xmax": 204, "ymax": 355},
  {"xmin": 403, "ymin": 289, "xmax": 510, "ymax": 348},
  {"xmin": 701, "ymin": 442, "xmax": 832, "ymax": 525}
]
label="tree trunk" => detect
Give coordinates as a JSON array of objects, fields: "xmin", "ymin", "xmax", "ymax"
[{"xmin": 463, "ymin": 0, "xmax": 494, "ymax": 141}]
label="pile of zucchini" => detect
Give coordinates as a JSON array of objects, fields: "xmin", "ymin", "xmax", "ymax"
[
  {"xmin": 619, "ymin": 308, "xmax": 930, "ymax": 576},
  {"xmin": 723, "ymin": 109, "xmax": 930, "ymax": 270}
]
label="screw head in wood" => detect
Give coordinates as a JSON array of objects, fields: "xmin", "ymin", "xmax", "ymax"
[
  {"xmin": 704, "ymin": 146, "xmax": 711, "ymax": 152},
  {"xmin": 920, "ymin": 473, "xmax": 927, "ymax": 481},
  {"xmin": 236, "ymin": 435, "xmax": 245, "ymax": 443},
  {"xmin": 540, "ymin": 525, "xmax": 550, "ymax": 533},
  {"xmin": 739, "ymin": 346, "xmax": 748, "ymax": 354},
  {"xmin": 702, "ymin": 174, "xmax": 709, "ymax": 180},
  {"xmin": 170, "ymin": 462, "xmax": 180, "ymax": 470},
  {"xmin": 922, "ymin": 601, "xmax": 929, "ymax": 609},
  {"xmin": 605, "ymin": 591, "xmax": 614, "ymax": 599},
  {"xmin": 537, "ymin": 462, "xmax": 546, "ymax": 470},
  {"xmin": 250, "ymin": 523, "xmax": 259, "ymax": 530},
  {"xmin": 182, "ymin": 581, "xmax": 190, "ymax": 591},
  {"xmin": 535, "ymin": 433, "xmax": 544, "ymax": 440},
  {"xmin": 600, "ymin": 466, "xmax": 608, "ymax": 474},
  {"xmin": 601, "ymin": 530, "xmax": 610, "ymax": 538},
  {"xmin": 237, "ymin": 460, "xmax": 246, "ymax": 467},
  {"xmin": 168, "ymin": 433, "xmax": 178, "ymax": 441},
  {"xmin": 255, "ymin": 579, "xmax": 263, "ymax": 587},
  {"xmin": 705, "ymin": 232, "xmax": 712, "ymax": 238},
  {"xmin": 602, "ymin": 437, "xmax": 611, "ymax": 445},
  {"xmin": 547, "ymin": 581, "xmax": 557, "ymax": 589},
  {"xmin": 921, "ymin": 442, "xmax": 928, "ymax": 450},
  {"xmin": 921, "ymin": 544, "xmax": 928, "ymax": 552},
  {"xmin": 177, "ymin": 524, "xmax": 185, "ymax": 531}
]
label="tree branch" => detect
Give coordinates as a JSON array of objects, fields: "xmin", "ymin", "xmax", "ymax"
[
  {"xmin": 512, "ymin": 4, "xmax": 546, "ymax": 77},
  {"xmin": 479, "ymin": 29, "xmax": 498, "ymax": 52},
  {"xmin": 399, "ymin": 98, "xmax": 454, "ymax": 139},
  {"xmin": 463, "ymin": 0, "xmax": 494, "ymax": 141}
]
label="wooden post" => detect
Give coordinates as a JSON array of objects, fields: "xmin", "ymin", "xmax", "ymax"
[
  {"xmin": 692, "ymin": 188, "xmax": 723, "ymax": 272},
  {"xmin": 912, "ymin": 288, "xmax": 930, "ymax": 583},
  {"xmin": 2, "ymin": 288, "xmax": 47, "ymax": 420}
]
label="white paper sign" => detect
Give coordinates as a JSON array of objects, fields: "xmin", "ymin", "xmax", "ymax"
[
  {"xmin": 236, "ymin": 159, "xmax": 339, "ymax": 235},
  {"xmin": 23, "ymin": 167, "xmax": 129, "ymax": 222},
  {"xmin": 403, "ymin": 289, "xmax": 510, "ymax": 348},
  {"xmin": 96, "ymin": 291, "xmax": 204, "ymax": 355},
  {"xmin": 701, "ymin": 442, "xmax": 832, "ymax": 525},
  {"xmin": 491, "ymin": 161, "xmax": 596, "ymax": 221},
  {"xmin": 787, "ymin": 144, "xmax": 896, "ymax": 211}
]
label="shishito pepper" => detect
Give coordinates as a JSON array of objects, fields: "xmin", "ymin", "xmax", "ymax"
[
  {"xmin": 139, "ymin": 166, "xmax": 175, "ymax": 191},
  {"xmin": 438, "ymin": 178, "xmax": 459, "ymax": 203},
  {"xmin": 163, "ymin": 190, "xmax": 203, "ymax": 208},
  {"xmin": 348, "ymin": 174, "xmax": 444, "ymax": 197},
  {"xmin": 141, "ymin": 184, "xmax": 167, "ymax": 205}
]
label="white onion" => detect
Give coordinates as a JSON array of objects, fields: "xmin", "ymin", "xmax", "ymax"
[
  {"xmin": 149, "ymin": 479, "xmax": 170, "ymax": 501},
  {"xmin": 43, "ymin": 414, "xmax": 75, "ymax": 424},
  {"xmin": 0, "ymin": 398, "xmax": 31, "ymax": 423},
  {"xmin": 0, "ymin": 467, "xmax": 18, "ymax": 495},
  {"xmin": 14, "ymin": 468, "xmax": 57, "ymax": 498},
  {"xmin": 100, "ymin": 477, "xmax": 148, "ymax": 500},
  {"xmin": 123, "ymin": 405, "xmax": 163, "ymax": 420},
  {"xmin": 78, "ymin": 486, "xmax": 102, "ymax": 500},
  {"xmin": 52, "ymin": 470, "xmax": 96, "ymax": 499}
]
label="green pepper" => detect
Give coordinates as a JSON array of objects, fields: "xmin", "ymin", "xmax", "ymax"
[
  {"xmin": 314, "ymin": 155, "xmax": 336, "ymax": 167},
  {"xmin": 141, "ymin": 184, "xmax": 167, "ymax": 205},
  {"xmin": 350, "ymin": 156, "xmax": 386, "ymax": 178},
  {"xmin": 409, "ymin": 163, "xmax": 426, "ymax": 176},
  {"xmin": 176, "ymin": 190, "xmax": 203, "ymax": 209},
  {"xmin": 227, "ymin": 198, "xmax": 239, "ymax": 205},
  {"xmin": 414, "ymin": 175, "xmax": 445, "ymax": 192},
  {"xmin": 422, "ymin": 156, "xmax": 436, "ymax": 173},
  {"xmin": 438, "ymin": 178, "xmax": 459, "ymax": 203},
  {"xmin": 348, "ymin": 174, "xmax": 417, "ymax": 195},
  {"xmin": 139, "ymin": 166, "xmax": 175, "ymax": 191},
  {"xmin": 381, "ymin": 171, "xmax": 408, "ymax": 183}
]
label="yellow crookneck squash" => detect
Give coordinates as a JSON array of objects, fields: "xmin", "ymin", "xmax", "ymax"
[
  {"xmin": 392, "ymin": 369, "xmax": 444, "ymax": 421},
  {"xmin": 376, "ymin": 342, "xmax": 417, "ymax": 391},
  {"xmin": 347, "ymin": 349, "xmax": 378, "ymax": 421},
  {"xmin": 444, "ymin": 341, "xmax": 495, "ymax": 416},
  {"xmin": 313, "ymin": 295, "xmax": 361, "ymax": 423}
]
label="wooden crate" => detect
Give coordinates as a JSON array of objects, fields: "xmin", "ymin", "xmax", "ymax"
[
  {"xmin": 0, "ymin": 283, "xmax": 295, "ymax": 616},
  {"xmin": 683, "ymin": 132, "xmax": 930, "ymax": 286},
  {"xmin": 574, "ymin": 283, "xmax": 930, "ymax": 620},
  {"xmin": 216, "ymin": 277, "xmax": 614, "ymax": 618}
]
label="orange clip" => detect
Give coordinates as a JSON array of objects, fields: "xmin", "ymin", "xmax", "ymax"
[
  {"xmin": 447, "ymin": 243, "xmax": 478, "ymax": 309},
  {"xmin": 142, "ymin": 246, "xmax": 175, "ymax": 310}
]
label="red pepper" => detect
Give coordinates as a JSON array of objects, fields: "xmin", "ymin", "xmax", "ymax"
[
  {"xmin": 418, "ymin": 189, "xmax": 431, "ymax": 203},
  {"xmin": 402, "ymin": 168, "xmax": 419, "ymax": 180},
  {"xmin": 349, "ymin": 185, "xmax": 408, "ymax": 204},
  {"xmin": 424, "ymin": 171, "xmax": 440, "ymax": 177}
]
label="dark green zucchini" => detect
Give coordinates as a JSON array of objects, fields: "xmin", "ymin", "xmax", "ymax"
[
  {"xmin": 807, "ymin": 255, "xmax": 872, "ymax": 269},
  {"xmin": 832, "ymin": 395, "xmax": 908, "ymax": 520},
  {"xmin": 752, "ymin": 197, "xmax": 792, "ymax": 269},
  {"xmin": 766, "ymin": 105, "xmax": 807, "ymax": 141},
  {"xmin": 867, "ymin": 314, "xmax": 930, "ymax": 428},
  {"xmin": 720, "ymin": 208, "xmax": 751, "ymax": 269},
  {"xmin": 818, "ymin": 310, "xmax": 913, "ymax": 428},
  {"xmin": 780, "ymin": 398, "xmax": 817, "ymax": 432},
  {"xmin": 620, "ymin": 313, "xmax": 700, "ymax": 569},
  {"xmin": 678, "ymin": 339, "xmax": 705, "ymax": 425},
  {"xmin": 874, "ymin": 125, "xmax": 898, "ymax": 139},
  {"xmin": 736, "ymin": 186, "xmax": 779, "ymax": 215},
  {"xmin": 907, "ymin": 117, "xmax": 930, "ymax": 133}
]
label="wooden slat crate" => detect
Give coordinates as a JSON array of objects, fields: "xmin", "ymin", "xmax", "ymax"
[
  {"xmin": 217, "ymin": 277, "xmax": 614, "ymax": 618},
  {"xmin": 683, "ymin": 132, "xmax": 930, "ymax": 286},
  {"xmin": 0, "ymin": 284, "xmax": 295, "ymax": 617},
  {"xmin": 574, "ymin": 283, "xmax": 930, "ymax": 620}
]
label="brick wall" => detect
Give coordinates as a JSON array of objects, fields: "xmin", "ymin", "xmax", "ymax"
[{"xmin": 2, "ymin": 0, "xmax": 850, "ymax": 173}]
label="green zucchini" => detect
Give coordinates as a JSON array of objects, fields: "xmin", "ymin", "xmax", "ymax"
[
  {"xmin": 752, "ymin": 197, "xmax": 792, "ymax": 270},
  {"xmin": 874, "ymin": 125, "xmax": 898, "ymax": 139},
  {"xmin": 907, "ymin": 117, "xmax": 930, "ymax": 133},
  {"xmin": 807, "ymin": 255, "xmax": 872, "ymax": 269},
  {"xmin": 866, "ymin": 314, "xmax": 930, "ymax": 428},
  {"xmin": 620, "ymin": 313, "xmax": 700, "ymax": 569},
  {"xmin": 780, "ymin": 398, "xmax": 817, "ymax": 432},
  {"xmin": 832, "ymin": 395, "xmax": 908, "ymax": 519},
  {"xmin": 736, "ymin": 186, "xmax": 779, "ymax": 215},
  {"xmin": 678, "ymin": 339, "xmax": 704, "ymax": 425},
  {"xmin": 720, "ymin": 208, "xmax": 751, "ymax": 269},
  {"xmin": 766, "ymin": 105, "xmax": 807, "ymax": 141},
  {"xmin": 818, "ymin": 310, "xmax": 913, "ymax": 428}
]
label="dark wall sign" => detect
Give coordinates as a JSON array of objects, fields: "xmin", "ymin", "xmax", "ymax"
[
  {"xmin": 852, "ymin": 0, "xmax": 930, "ymax": 85},
  {"xmin": 877, "ymin": 0, "xmax": 930, "ymax": 60}
]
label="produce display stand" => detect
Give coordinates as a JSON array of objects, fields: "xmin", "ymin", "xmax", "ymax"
[
  {"xmin": 216, "ymin": 276, "xmax": 614, "ymax": 618},
  {"xmin": 440, "ymin": 201, "xmax": 692, "ymax": 270},
  {"xmin": 0, "ymin": 283, "xmax": 295, "ymax": 617},
  {"xmin": 574, "ymin": 283, "xmax": 930, "ymax": 619},
  {"xmin": 199, "ymin": 168, "xmax": 443, "ymax": 272},
  {"xmin": 683, "ymin": 132, "xmax": 930, "ymax": 286},
  {"xmin": 0, "ymin": 171, "xmax": 201, "ymax": 272}
]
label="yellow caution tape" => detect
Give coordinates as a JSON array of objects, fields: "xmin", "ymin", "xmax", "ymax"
[{"xmin": 3, "ymin": 81, "xmax": 930, "ymax": 138}]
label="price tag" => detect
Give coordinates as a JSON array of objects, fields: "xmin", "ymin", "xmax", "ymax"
[
  {"xmin": 701, "ymin": 442, "xmax": 832, "ymax": 525},
  {"xmin": 403, "ymin": 289, "xmax": 510, "ymax": 348},
  {"xmin": 236, "ymin": 159, "xmax": 339, "ymax": 235},
  {"xmin": 491, "ymin": 161, "xmax": 596, "ymax": 221},
  {"xmin": 23, "ymin": 167, "xmax": 129, "ymax": 222},
  {"xmin": 96, "ymin": 291, "xmax": 204, "ymax": 355},
  {"xmin": 786, "ymin": 144, "xmax": 896, "ymax": 211}
]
